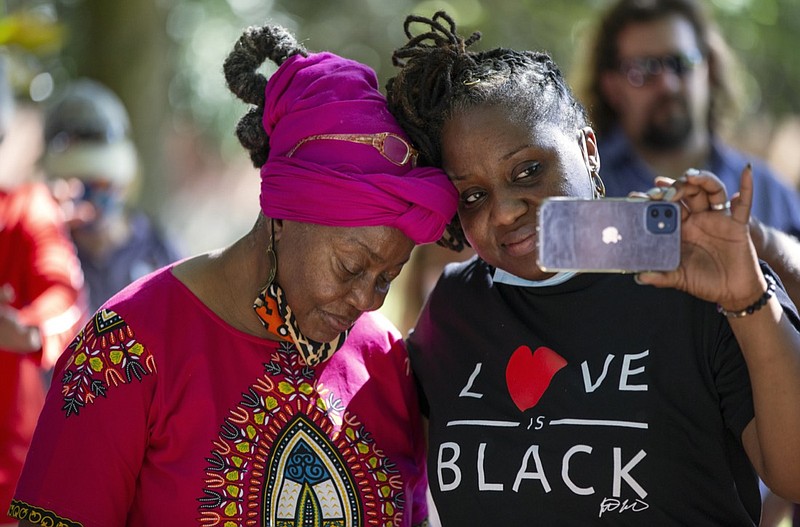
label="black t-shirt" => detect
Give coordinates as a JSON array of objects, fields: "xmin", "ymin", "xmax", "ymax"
[{"xmin": 408, "ymin": 256, "xmax": 797, "ymax": 526}]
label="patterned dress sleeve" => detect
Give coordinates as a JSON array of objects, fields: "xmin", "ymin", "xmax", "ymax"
[{"xmin": 9, "ymin": 308, "xmax": 157, "ymax": 526}]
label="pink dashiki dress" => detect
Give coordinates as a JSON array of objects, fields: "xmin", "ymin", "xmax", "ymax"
[{"xmin": 10, "ymin": 265, "xmax": 428, "ymax": 527}]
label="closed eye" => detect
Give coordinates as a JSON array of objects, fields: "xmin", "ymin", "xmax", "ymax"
[
  {"xmin": 339, "ymin": 260, "xmax": 362, "ymax": 278},
  {"xmin": 376, "ymin": 275, "xmax": 392, "ymax": 294},
  {"xmin": 377, "ymin": 267, "xmax": 403, "ymax": 294}
]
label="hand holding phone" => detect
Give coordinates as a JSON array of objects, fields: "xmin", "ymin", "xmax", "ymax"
[{"xmin": 536, "ymin": 197, "xmax": 681, "ymax": 273}]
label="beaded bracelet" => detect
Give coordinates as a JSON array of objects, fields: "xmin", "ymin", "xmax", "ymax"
[{"xmin": 716, "ymin": 273, "xmax": 777, "ymax": 318}]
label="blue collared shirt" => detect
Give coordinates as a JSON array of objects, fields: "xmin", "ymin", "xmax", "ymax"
[{"xmin": 599, "ymin": 126, "xmax": 800, "ymax": 237}]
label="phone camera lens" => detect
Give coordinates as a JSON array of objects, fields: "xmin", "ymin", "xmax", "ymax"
[
  {"xmin": 650, "ymin": 208, "xmax": 659, "ymax": 218},
  {"xmin": 665, "ymin": 208, "xmax": 673, "ymax": 218}
]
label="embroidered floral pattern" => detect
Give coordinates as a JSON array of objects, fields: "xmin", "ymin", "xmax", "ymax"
[
  {"xmin": 59, "ymin": 309, "xmax": 156, "ymax": 417},
  {"xmin": 197, "ymin": 342, "xmax": 407, "ymax": 527}
]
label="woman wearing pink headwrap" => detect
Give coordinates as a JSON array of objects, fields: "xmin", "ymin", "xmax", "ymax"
[{"xmin": 10, "ymin": 24, "xmax": 456, "ymax": 527}]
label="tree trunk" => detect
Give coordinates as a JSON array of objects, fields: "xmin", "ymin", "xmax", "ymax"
[{"xmin": 63, "ymin": 0, "xmax": 173, "ymax": 221}]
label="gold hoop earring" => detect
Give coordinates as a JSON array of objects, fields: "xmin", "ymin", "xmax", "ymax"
[
  {"xmin": 262, "ymin": 218, "xmax": 277, "ymax": 290},
  {"xmin": 591, "ymin": 170, "xmax": 606, "ymax": 198}
]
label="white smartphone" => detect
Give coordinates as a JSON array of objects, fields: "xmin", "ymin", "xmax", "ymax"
[{"xmin": 537, "ymin": 197, "xmax": 681, "ymax": 273}]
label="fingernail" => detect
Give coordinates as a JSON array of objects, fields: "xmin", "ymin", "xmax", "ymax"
[
  {"xmin": 646, "ymin": 187, "xmax": 664, "ymax": 199},
  {"xmin": 661, "ymin": 187, "xmax": 677, "ymax": 201},
  {"xmin": 654, "ymin": 176, "xmax": 675, "ymax": 185},
  {"xmin": 685, "ymin": 168, "xmax": 701, "ymax": 177},
  {"xmin": 634, "ymin": 272, "xmax": 658, "ymax": 285}
]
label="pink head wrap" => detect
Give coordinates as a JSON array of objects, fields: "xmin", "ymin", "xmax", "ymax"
[{"xmin": 259, "ymin": 51, "xmax": 457, "ymax": 244}]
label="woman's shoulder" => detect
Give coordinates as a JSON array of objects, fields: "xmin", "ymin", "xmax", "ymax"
[
  {"xmin": 438, "ymin": 254, "xmax": 492, "ymax": 290},
  {"xmin": 100, "ymin": 263, "xmax": 184, "ymax": 314},
  {"xmin": 88, "ymin": 263, "xmax": 212, "ymax": 352},
  {"xmin": 348, "ymin": 311, "xmax": 402, "ymax": 347}
]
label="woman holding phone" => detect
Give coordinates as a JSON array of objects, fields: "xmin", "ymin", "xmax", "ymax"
[{"xmin": 385, "ymin": 11, "xmax": 800, "ymax": 526}]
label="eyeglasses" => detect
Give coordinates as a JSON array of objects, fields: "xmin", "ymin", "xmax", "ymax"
[
  {"xmin": 618, "ymin": 50, "xmax": 704, "ymax": 88},
  {"xmin": 286, "ymin": 132, "xmax": 418, "ymax": 167}
]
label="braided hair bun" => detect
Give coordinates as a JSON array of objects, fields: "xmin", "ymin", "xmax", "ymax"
[{"xmin": 223, "ymin": 25, "xmax": 307, "ymax": 168}]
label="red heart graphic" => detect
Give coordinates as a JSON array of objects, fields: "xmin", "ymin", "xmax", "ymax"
[{"xmin": 506, "ymin": 345, "xmax": 567, "ymax": 412}]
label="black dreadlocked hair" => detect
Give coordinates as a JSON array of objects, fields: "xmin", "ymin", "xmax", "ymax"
[
  {"xmin": 223, "ymin": 24, "xmax": 308, "ymax": 168},
  {"xmin": 386, "ymin": 11, "xmax": 589, "ymax": 251}
]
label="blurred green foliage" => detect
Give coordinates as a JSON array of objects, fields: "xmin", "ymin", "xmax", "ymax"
[{"xmin": 6, "ymin": 0, "xmax": 797, "ymax": 138}]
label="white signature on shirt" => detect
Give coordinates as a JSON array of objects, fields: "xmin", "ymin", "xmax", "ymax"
[{"xmin": 599, "ymin": 497, "xmax": 649, "ymax": 517}]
